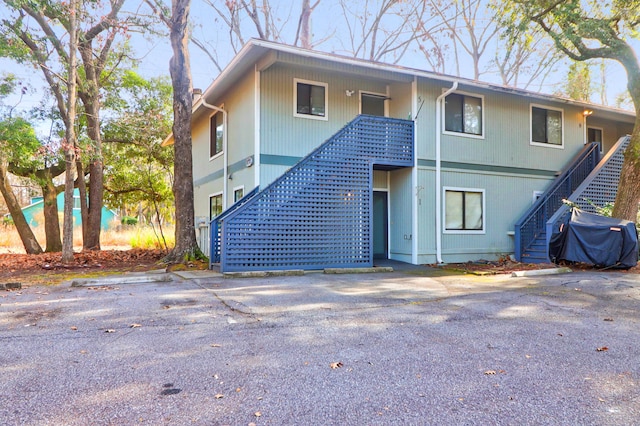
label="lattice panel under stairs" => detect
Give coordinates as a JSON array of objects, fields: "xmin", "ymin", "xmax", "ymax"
[
  {"xmin": 572, "ymin": 135, "xmax": 631, "ymax": 212},
  {"xmin": 213, "ymin": 115, "xmax": 414, "ymax": 272}
]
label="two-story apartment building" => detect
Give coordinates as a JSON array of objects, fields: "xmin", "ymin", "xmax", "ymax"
[{"xmin": 170, "ymin": 39, "xmax": 635, "ymax": 272}]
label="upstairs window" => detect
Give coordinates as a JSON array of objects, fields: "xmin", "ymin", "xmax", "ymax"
[
  {"xmin": 210, "ymin": 112, "xmax": 224, "ymax": 158},
  {"xmin": 294, "ymin": 78, "xmax": 327, "ymax": 120},
  {"xmin": 531, "ymin": 105, "xmax": 563, "ymax": 147},
  {"xmin": 444, "ymin": 92, "xmax": 483, "ymax": 137}
]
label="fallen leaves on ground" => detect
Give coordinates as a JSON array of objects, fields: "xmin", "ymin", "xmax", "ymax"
[
  {"xmin": 0, "ymin": 249, "xmax": 167, "ymax": 286},
  {"xmin": 330, "ymin": 362, "xmax": 344, "ymax": 369},
  {"xmin": 596, "ymin": 346, "xmax": 609, "ymax": 352},
  {"xmin": 439, "ymin": 258, "xmax": 640, "ymax": 275}
]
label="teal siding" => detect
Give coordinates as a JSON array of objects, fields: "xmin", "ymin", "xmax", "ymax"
[
  {"xmin": 226, "ymin": 72, "xmax": 258, "ymax": 203},
  {"xmin": 275, "ymin": 51, "xmax": 414, "ymax": 84},
  {"xmin": 416, "ymin": 168, "xmax": 436, "ymax": 263},
  {"xmin": 389, "ymin": 168, "xmax": 413, "ymax": 263},
  {"xmin": 192, "ymin": 71, "xmax": 257, "ymax": 218},
  {"xmin": 259, "ymin": 63, "xmax": 413, "ymax": 186},
  {"xmin": 388, "ymin": 81, "xmax": 413, "ymax": 120},
  {"xmin": 411, "ymin": 78, "xmax": 622, "ymax": 264},
  {"xmin": 415, "ymin": 79, "xmax": 439, "ymax": 160},
  {"xmin": 21, "ymin": 189, "xmax": 117, "ymax": 231},
  {"xmin": 416, "ymin": 165, "xmax": 553, "ymax": 264}
]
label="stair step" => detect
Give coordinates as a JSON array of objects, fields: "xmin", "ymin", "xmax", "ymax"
[
  {"xmin": 524, "ymin": 256, "xmax": 550, "ymax": 264},
  {"xmin": 522, "ymin": 235, "xmax": 549, "ymax": 263}
]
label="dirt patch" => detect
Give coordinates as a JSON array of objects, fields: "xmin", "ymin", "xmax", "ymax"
[
  {"xmin": 440, "ymin": 258, "xmax": 640, "ymax": 275},
  {"xmin": 0, "ymin": 249, "xmax": 168, "ymax": 286}
]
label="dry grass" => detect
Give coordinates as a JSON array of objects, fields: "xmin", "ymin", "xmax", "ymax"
[{"xmin": 0, "ymin": 224, "xmax": 174, "ymax": 253}]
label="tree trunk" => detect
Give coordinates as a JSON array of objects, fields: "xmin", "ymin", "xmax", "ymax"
[
  {"xmin": 612, "ymin": 61, "xmax": 640, "ymax": 222},
  {"xmin": 62, "ymin": 0, "xmax": 79, "ymax": 263},
  {"xmin": 10, "ymin": 163, "xmax": 65, "ymax": 253},
  {"xmin": 78, "ymin": 88, "xmax": 103, "ymax": 251},
  {"xmin": 166, "ymin": 0, "xmax": 203, "ymax": 262},
  {"xmin": 75, "ymin": 159, "xmax": 89, "ymax": 243},
  {"xmin": 0, "ymin": 162, "xmax": 42, "ymax": 254},
  {"xmin": 41, "ymin": 179, "xmax": 62, "ymax": 252}
]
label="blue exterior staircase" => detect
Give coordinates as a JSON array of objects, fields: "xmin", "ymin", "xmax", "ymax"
[
  {"xmin": 210, "ymin": 115, "xmax": 414, "ymax": 272},
  {"xmin": 515, "ymin": 136, "xmax": 631, "ymax": 263}
]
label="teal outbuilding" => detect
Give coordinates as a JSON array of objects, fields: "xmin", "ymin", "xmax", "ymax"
[{"xmin": 20, "ymin": 188, "xmax": 117, "ymax": 231}]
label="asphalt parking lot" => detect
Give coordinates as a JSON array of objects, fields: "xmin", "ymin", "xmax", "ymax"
[{"xmin": 2, "ymin": 268, "xmax": 640, "ymax": 425}]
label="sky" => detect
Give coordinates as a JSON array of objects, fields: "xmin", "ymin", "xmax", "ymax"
[
  {"xmin": 1, "ymin": 0, "xmax": 638, "ymax": 138},
  {"xmin": 125, "ymin": 0, "xmax": 638, "ymax": 109}
]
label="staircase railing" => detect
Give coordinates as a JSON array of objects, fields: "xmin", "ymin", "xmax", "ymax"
[
  {"xmin": 211, "ymin": 114, "xmax": 414, "ymax": 272},
  {"xmin": 514, "ymin": 142, "xmax": 601, "ymax": 261},
  {"xmin": 545, "ymin": 135, "xmax": 631, "ymax": 253},
  {"xmin": 209, "ymin": 185, "xmax": 260, "ymax": 264}
]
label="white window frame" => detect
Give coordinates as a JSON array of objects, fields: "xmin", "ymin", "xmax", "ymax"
[
  {"xmin": 233, "ymin": 185, "xmax": 245, "ymax": 204},
  {"xmin": 530, "ymin": 103, "xmax": 564, "ymax": 149},
  {"xmin": 293, "ymin": 78, "xmax": 328, "ymax": 121},
  {"xmin": 443, "ymin": 186, "xmax": 486, "ymax": 235},
  {"xmin": 359, "ymin": 90, "xmax": 389, "ymax": 117},
  {"xmin": 208, "ymin": 106, "xmax": 224, "ymax": 161},
  {"xmin": 442, "ymin": 90, "xmax": 485, "ymax": 140},
  {"xmin": 587, "ymin": 126, "xmax": 604, "ymax": 154},
  {"xmin": 209, "ymin": 191, "xmax": 223, "ymax": 220}
]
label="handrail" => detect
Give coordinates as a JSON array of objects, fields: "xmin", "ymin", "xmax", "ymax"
[
  {"xmin": 545, "ymin": 135, "xmax": 631, "ymax": 256},
  {"xmin": 514, "ymin": 142, "xmax": 600, "ymax": 261}
]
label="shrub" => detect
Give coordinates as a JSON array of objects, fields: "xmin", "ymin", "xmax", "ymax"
[
  {"xmin": 1, "ymin": 215, "xmax": 13, "ymax": 227},
  {"xmin": 121, "ymin": 216, "xmax": 138, "ymax": 226}
]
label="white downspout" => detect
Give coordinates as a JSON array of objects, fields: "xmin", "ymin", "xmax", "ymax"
[
  {"xmin": 201, "ymin": 101, "xmax": 229, "ymax": 210},
  {"xmin": 435, "ymin": 81, "xmax": 458, "ymax": 264},
  {"xmin": 411, "ymin": 77, "xmax": 418, "ymax": 265}
]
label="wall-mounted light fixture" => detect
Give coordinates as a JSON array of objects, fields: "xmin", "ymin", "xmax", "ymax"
[
  {"xmin": 583, "ymin": 109, "xmax": 594, "ymax": 116},
  {"xmin": 345, "ymin": 90, "xmax": 355, "ymax": 97}
]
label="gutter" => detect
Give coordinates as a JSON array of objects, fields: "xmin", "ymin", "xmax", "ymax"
[
  {"xmin": 435, "ymin": 81, "xmax": 458, "ymax": 264},
  {"xmin": 201, "ymin": 101, "xmax": 229, "ymax": 209}
]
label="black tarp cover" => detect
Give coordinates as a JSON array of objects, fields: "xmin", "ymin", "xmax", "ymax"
[{"xmin": 549, "ymin": 209, "xmax": 638, "ymax": 269}]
